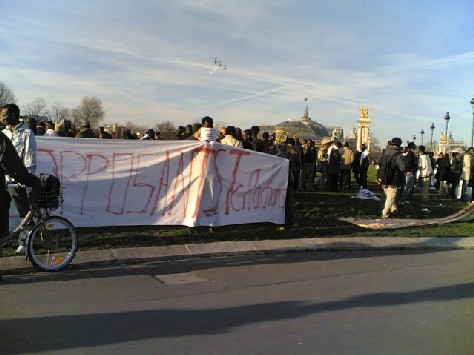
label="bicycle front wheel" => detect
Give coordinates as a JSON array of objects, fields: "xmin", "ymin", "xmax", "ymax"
[{"xmin": 27, "ymin": 216, "xmax": 78, "ymax": 271}]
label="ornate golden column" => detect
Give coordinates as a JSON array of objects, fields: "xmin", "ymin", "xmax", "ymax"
[{"xmin": 357, "ymin": 107, "xmax": 371, "ymax": 151}]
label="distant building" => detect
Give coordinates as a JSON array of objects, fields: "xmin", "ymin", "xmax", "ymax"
[
  {"xmin": 262, "ymin": 104, "xmax": 331, "ymax": 147},
  {"xmin": 438, "ymin": 132, "xmax": 468, "ymax": 154}
]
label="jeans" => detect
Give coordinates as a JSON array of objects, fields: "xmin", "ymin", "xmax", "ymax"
[{"xmin": 401, "ymin": 173, "xmax": 415, "ymax": 202}]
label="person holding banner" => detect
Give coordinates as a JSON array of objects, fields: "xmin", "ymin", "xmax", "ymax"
[{"xmin": 269, "ymin": 137, "xmax": 296, "ymax": 229}]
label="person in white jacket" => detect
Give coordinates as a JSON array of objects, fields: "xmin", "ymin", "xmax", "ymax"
[
  {"xmin": 418, "ymin": 145, "xmax": 433, "ymax": 202},
  {"xmin": 460, "ymin": 147, "xmax": 473, "ymax": 201},
  {"xmin": 220, "ymin": 126, "xmax": 243, "ymax": 148}
]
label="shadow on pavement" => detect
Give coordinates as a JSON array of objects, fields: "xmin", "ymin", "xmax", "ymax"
[{"xmin": 1, "ymin": 281, "xmax": 473, "ymax": 354}]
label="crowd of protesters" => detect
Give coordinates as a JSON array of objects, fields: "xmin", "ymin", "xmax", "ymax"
[
  {"xmin": 5, "ymin": 111, "xmax": 473, "ymax": 201},
  {"xmin": 377, "ymin": 137, "xmax": 474, "ymax": 219},
  {"xmin": 3, "ymin": 106, "xmax": 473, "ymax": 230}
]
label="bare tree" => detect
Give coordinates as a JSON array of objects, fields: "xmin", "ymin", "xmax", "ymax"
[
  {"xmin": 50, "ymin": 102, "xmax": 70, "ymax": 123},
  {"xmin": 70, "ymin": 106, "xmax": 82, "ymax": 129},
  {"xmin": 155, "ymin": 121, "xmax": 177, "ymax": 140},
  {"xmin": 0, "ymin": 82, "xmax": 16, "ymax": 107},
  {"xmin": 23, "ymin": 97, "xmax": 48, "ymax": 118},
  {"xmin": 71, "ymin": 96, "xmax": 105, "ymax": 128}
]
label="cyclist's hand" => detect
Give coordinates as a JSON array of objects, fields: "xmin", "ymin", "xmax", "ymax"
[{"xmin": 26, "ymin": 185, "xmax": 39, "ymax": 200}]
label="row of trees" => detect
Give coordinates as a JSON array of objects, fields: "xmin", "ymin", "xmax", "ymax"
[
  {"xmin": 1, "ymin": 81, "xmax": 181, "ymax": 138},
  {"xmin": 0, "ymin": 82, "xmax": 105, "ymax": 128}
]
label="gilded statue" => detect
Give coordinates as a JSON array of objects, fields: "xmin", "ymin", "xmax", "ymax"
[{"xmin": 360, "ymin": 107, "xmax": 369, "ymax": 118}]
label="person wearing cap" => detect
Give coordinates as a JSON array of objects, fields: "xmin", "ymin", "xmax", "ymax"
[
  {"xmin": 418, "ymin": 145, "xmax": 433, "ymax": 202},
  {"xmin": 379, "ymin": 137, "xmax": 406, "ymax": 218},
  {"xmin": 400, "ymin": 142, "xmax": 417, "ymax": 203}
]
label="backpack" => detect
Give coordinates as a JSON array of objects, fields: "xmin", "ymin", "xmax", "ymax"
[
  {"xmin": 38, "ymin": 174, "xmax": 62, "ymax": 209},
  {"xmin": 377, "ymin": 154, "xmax": 396, "ymax": 185}
]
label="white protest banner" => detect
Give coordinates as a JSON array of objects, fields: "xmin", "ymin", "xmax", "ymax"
[{"xmin": 13, "ymin": 137, "xmax": 288, "ymax": 228}]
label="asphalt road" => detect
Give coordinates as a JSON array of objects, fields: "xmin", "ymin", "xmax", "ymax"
[{"xmin": 1, "ymin": 250, "xmax": 473, "ymax": 355}]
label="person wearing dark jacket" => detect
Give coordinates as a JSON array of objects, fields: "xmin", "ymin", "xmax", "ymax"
[
  {"xmin": 400, "ymin": 142, "xmax": 418, "ymax": 203},
  {"xmin": 353, "ymin": 143, "xmax": 370, "ymax": 189},
  {"xmin": 435, "ymin": 153, "xmax": 450, "ymax": 195},
  {"xmin": 0, "ymin": 131, "xmax": 41, "ymax": 240},
  {"xmin": 449, "ymin": 152, "xmax": 462, "ymax": 198},
  {"xmin": 378, "ymin": 137, "xmax": 406, "ymax": 218},
  {"xmin": 327, "ymin": 141, "xmax": 341, "ymax": 192}
]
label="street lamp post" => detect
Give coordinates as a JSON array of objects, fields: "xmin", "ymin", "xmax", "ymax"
[
  {"xmin": 420, "ymin": 129, "xmax": 425, "ymax": 145},
  {"xmin": 430, "ymin": 123, "xmax": 435, "ymax": 152},
  {"xmin": 471, "ymin": 97, "xmax": 474, "ymax": 147},
  {"xmin": 444, "ymin": 112, "xmax": 451, "ymax": 153}
]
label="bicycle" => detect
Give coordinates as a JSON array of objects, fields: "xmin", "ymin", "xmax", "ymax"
[{"xmin": 0, "ymin": 174, "xmax": 78, "ymax": 271}]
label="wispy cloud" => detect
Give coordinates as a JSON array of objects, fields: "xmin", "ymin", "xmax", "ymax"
[{"xmin": 1, "ymin": 0, "xmax": 473, "ymax": 145}]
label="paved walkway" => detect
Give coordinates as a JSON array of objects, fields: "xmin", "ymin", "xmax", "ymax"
[{"xmin": 1, "ymin": 236, "xmax": 474, "ymax": 275}]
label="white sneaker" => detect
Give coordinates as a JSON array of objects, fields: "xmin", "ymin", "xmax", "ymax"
[{"xmin": 16, "ymin": 244, "xmax": 27, "ymax": 254}]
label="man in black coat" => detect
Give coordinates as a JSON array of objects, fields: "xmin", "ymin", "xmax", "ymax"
[
  {"xmin": 353, "ymin": 144, "xmax": 370, "ymax": 189},
  {"xmin": 378, "ymin": 138, "xmax": 406, "ymax": 218},
  {"xmin": 400, "ymin": 142, "xmax": 418, "ymax": 203},
  {"xmin": 0, "ymin": 132, "xmax": 40, "ymax": 240}
]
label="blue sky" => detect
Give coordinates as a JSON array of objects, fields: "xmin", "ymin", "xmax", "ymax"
[{"xmin": 1, "ymin": 0, "xmax": 473, "ymax": 146}]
